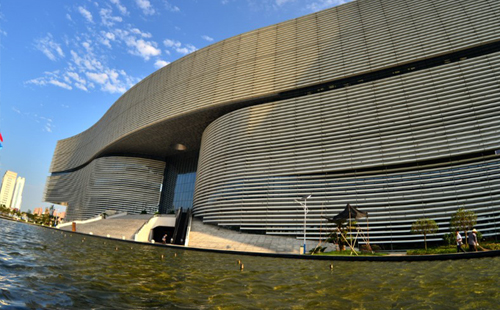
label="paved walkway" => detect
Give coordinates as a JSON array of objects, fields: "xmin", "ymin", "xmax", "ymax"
[
  {"xmin": 59, "ymin": 215, "xmax": 323, "ymax": 254},
  {"xmin": 188, "ymin": 218, "xmax": 306, "ymax": 254},
  {"xmin": 59, "ymin": 214, "xmax": 153, "ymax": 240}
]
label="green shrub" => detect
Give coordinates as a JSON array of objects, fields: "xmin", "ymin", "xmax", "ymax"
[
  {"xmin": 443, "ymin": 232, "xmax": 455, "ymax": 246},
  {"xmin": 407, "ymin": 245, "xmax": 456, "ymax": 255},
  {"xmin": 360, "ymin": 244, "xmax": 382, "ymax": 252}
]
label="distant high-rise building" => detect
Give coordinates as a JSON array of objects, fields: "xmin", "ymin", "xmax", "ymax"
[
  {"xmin": 57, "ymin": 211, "xmax": 66, "ymax": 219},
  {"xmin": 11, "ymin": 177, "xmax": 25, "ymax": 210},
  {"xmin": 0, "ymin": 171, "xmax": 18, "ymax": 208}
]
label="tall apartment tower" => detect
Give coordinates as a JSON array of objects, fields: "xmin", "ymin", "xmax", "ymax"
[
  {"xmin": 11, "ymin": 177, "xmax": 25, "ymax": 210},
  {"xmin": 0, "ymin": 171, "xmax": 18, "ymax": 208}
]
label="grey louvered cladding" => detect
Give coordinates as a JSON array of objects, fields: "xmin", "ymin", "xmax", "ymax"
[{"xmin": 46, "ymin": 0, "xmax": 500, "ymax": 244}]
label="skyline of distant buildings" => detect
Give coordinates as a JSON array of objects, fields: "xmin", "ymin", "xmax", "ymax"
[
  {"xmin": 11, "ymin": 176, "xmax": 25, "ymax": 210},
  {"xmin": 33, "ymin": 207, "xmax": 66, "ymax": 219},
  {"xmin": 0, "ymin": 170, "xmax": 65, "ymax": 217},
  {"xmin": 0, "ymin": 170, "xmax": 24, "ymax": 210}
]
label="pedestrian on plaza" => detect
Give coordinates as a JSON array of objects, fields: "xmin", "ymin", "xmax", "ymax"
[
  {"xmin": 468, "ymin": 229, "xmax": 478, "ymax": 252},
  {"xmin": 456, "ymin": 229, "xmax": 465, "ymax": 253},
  {"xmin": 471, "ymin": 229, "xmax": 488, "ymax": 251},
  {"xmin": 162, "ymin": 234, "xmax": 168, "ymax": 244}
]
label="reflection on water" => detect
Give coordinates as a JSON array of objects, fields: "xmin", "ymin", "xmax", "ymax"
[{"xmin": 1, "ymin": 218, "xmax": 499, "ymax": 309}]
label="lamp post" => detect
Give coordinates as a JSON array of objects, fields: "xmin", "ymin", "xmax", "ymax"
[{"xmin": 295, "ymin": 194, "xmax": 311, "ymax": 254}]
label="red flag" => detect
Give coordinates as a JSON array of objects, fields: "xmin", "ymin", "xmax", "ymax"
[{"xmin": 0, "ymin": 133, "xmax": 3, "ymax": 142}]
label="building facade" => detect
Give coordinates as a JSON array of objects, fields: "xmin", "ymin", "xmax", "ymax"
[
  {"xmin": 11, "ymin": 177, "xmax": 25, "ymax": 211},
  {"xmin": 45, "ymin": 0, "xmax": 500, "ymax": 245},
  {"xmin": 0, "ymin": 171, "xmax": 18, "ymax": 209}
]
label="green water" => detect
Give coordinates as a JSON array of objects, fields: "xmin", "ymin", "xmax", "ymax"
[{"xmin": 1, "ymin": 218, "xmax": 499, "ymax": 309}]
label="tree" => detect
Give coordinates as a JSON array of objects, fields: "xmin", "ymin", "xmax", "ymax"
[
  {"xmin": 326, "ymin": 219, "xmax": 347, "ymax": 251},
  {"xmin": 450, "ymin": 208, "xmax": 477, "ymax": 245},
  {"xmin": 411, "ymin": 218, "xmax": 439, "ymax": 250}
]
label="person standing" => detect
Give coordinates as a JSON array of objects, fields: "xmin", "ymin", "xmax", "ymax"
[{"xmin": 456, "ymin": 230, "xmax": 465, "ymax": 253}]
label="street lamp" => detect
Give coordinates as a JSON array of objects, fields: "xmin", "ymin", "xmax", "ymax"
[{"xmin": 295, "ymin": 194, "xmax": 311, "ymax": 254}]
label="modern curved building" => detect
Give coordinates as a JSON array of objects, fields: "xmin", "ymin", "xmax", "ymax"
[{"xmin": 45, "ymin": 0, "xmax": 500, "ymax": 245}]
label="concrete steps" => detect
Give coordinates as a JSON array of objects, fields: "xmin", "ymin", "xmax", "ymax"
[
  {"xmin": 188, "ymin": 218, "xmax": 305, "ymax": 254},
  {"xmin": 59, "ymin": 215, "xmax": 154, "ymax": 240}
]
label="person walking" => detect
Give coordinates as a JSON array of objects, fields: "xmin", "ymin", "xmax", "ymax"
[
  {"xmin": 471, "ymin": 229, "xmax": 488, "ymax": 251},
  {"xmin": 456, "ymin": 229, "xmax": 465, "ymax": 253},
  {"xmin": 468, "ymin": 229, "xmax": 478, "ymax": 252}
]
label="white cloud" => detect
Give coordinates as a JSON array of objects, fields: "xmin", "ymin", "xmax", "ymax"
[
  {"xmin": 113, "ymin": 28, "xmax": 163, "ymax": 60},
  {"xmin": 131, "ymin": 28, "xmax": 152, "ymax": 38},
  {"xmin": 26, "ymin": 77, "xmax": 47, "ymax": 86},
  {"xmin": 11, "ymin": 107, "xmax": 55, "ymax": 132},
  {"xmin": 70, "ymin": 50, "xmax": 104, "ymax": 71},
  {"xmin": 82, "ymin": 41, "xmax": 93, "ymax": 53},
  {"xmin": 306, "ymin": 0, "xmax": 349, "ymax": 12},
  {"xmin": 99, "ymin": 31, "xmax": 116, "ymax": 48},
  {"xmin": 125, "ymin": 37, "xmax": 161, "ymax": 60},
  {"xmin": 102, "ymin": 83, "xmax": 126, "ymax": 93},
  {"xmin": 26, "ymin": 71, "xmax": 72, "ymax": 91},
  {"xmin": 83, "ymin": 69, "xmax": 137, "ymax": 94},
  {"xmin": 163, "ymin": 38, "xmax": 196, "ymax": 55},
  {"xmin": 202, "ymin": 35, "xmax": 214, "ymax": 42},
  {"xmin": 66, "ymin": 72, "xmax": 86, "ymax": 85},
  {"xmin": 100, "ymin": 8, "xmax": 122, "ymax": 27},
  {"xmin": 28, "ymin": 51, "xmax": 136, "ymax": 94},
  {"xmin": 135, "ymin": 0, "xmax": 155, "ymax": 15},
  {"xmin": 38, "ymin": 116, "xmax": 54, "ymax": 133},
  {"xmin": 110, "ymin": 0, "xmax": 128, "ymax": 15},
  {"xmin": 26, "ymin": 3, "xmax": 157, "ymax": 95},
  {"xmin": 164, "ymin": 1, "xmax": 180, "ymax": 12},
  {"xmin": 78, "ymin": 6, "xmax": 94, "ymax": 23},
  {"xmin": 176, "ymin": 44, "xmax": 196, "ymax": 55},
  {"xmin": 49, "ymin": 80, "xmax": 72, "ymax": 90},
  {"xmin": 35, "ymin": 33, "xmax": 65, "ymax": 61},
  {"xmin": 136, "ymin": 39, "xmax": 161, "ymax": 59},
  {"xmin": 86, "ymin": 72, "xmax": 108, "ymax": 84},
  {"xmin": 163, "ymin": 38, "xmax": 181, "ymax": 48},
  {"xmin": 100, "ymin": 38, "xmax": 112, "ymax": 48},
  {"xmin": 275, "ymin": 0, "xmax": 293, "ymax": 6},
  {"xmin": 154, "ymin": 59, "xmax": 170, "ymax": 68},
  {"xmin": 104, "ymin": 32, "xmax": 116, "ymax": 40},
  {"xmin": 39, "ymin": 116, "xmax": 53, "ymax": 122},
  {"xmin": 74, "ymin": 83, "xmax": 89, "ymax": 91}
]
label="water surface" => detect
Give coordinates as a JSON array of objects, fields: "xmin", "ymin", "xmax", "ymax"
[{"xmin": 1, "ymin": 218, "xmax": 499, "ymax": 309}]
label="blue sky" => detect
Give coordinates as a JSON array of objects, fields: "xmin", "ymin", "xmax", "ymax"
[{"xmin": 0, "ymin": 0, "xmax": 350, "ymax": 213}]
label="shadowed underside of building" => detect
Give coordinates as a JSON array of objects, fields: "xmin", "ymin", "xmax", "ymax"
[{"xmin": 45, "ymin": 0, "xmax": 500, "ymax": 246}]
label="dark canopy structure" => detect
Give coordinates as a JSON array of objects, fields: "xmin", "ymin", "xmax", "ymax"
[{"xmin": 328, "ymin": 204, "xmax": 367, "ymax": 222}]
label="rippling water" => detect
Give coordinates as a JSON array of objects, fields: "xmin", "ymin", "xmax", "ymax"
[{"xmin": 1, "ymin": 218, "xmax": 499, "ymax": 309}]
